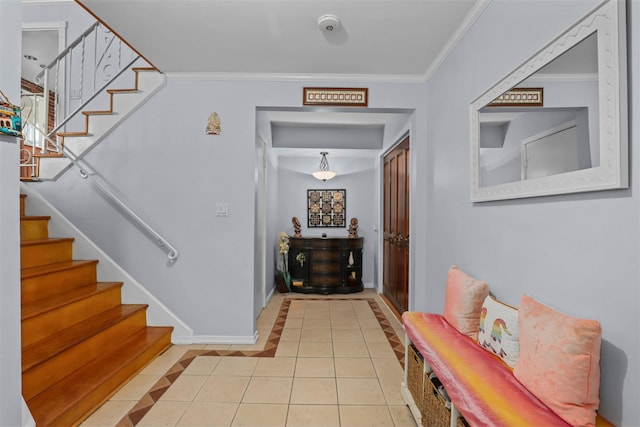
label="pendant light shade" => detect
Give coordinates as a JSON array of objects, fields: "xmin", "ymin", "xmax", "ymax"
[{"xmin": 312, "ymin": 152, "xmax": 337, "ymax": 181}]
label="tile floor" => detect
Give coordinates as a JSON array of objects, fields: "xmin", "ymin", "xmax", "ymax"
[{"xmin": 80, "ymin": 289, "xmax": 417, "ymax": 427}]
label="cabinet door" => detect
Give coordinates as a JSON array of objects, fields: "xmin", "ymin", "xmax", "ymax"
[{"xmin": 383, "ymin": 136, "xmax": 410, "ymax": 313}]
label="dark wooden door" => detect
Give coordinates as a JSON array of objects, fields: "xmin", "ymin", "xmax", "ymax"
[{"xmin": 383, "ymin": 136, "xmax": 410, "ymax": 314}]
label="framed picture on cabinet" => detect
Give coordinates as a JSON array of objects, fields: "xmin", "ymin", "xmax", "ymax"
[{"xmin": 307, "ymin": 189, "xmax": 346, "ymax": 228}]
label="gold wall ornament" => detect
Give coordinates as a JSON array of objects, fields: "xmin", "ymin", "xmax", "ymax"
[{"xmin": 205, "ymin": 112, "xmax": 221, "ymax": 135}]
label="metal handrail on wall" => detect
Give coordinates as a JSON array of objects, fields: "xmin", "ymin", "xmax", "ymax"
[{"xmin": 20, "ymin": 22, "xmax": 179, "ymax": 261}]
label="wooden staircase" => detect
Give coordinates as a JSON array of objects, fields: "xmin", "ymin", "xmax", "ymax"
[{"xmin": 20, "ymin": 194, "xmax": 173, "ymax": 426}]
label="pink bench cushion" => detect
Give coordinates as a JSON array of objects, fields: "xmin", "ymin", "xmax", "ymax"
[{"xmin": 403, "ymin": 312, "xmax": 571, "ymax": 427}]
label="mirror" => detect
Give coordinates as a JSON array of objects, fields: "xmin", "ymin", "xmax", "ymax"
[{"xmin": 470, "ymin": 0, "xmax": 627, "ymax": 202}]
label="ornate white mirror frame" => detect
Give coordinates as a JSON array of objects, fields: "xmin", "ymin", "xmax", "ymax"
[{"xmin": 470, "ymin": 0, "xmax": 627, "ymax": 202}]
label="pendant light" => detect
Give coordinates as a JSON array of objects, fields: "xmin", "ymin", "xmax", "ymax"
[{"xmin": 312, "ymin": 152, "xmax": 337, "ymax": 181}]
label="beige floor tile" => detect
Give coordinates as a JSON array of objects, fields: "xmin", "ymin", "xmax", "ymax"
[
  {"xmin": 139, "ymin": 347, "xmax": 188, "ymax": 375},
  {"xmin": 228, "ymin": 342, "xmax": 268, "ymax": 351},
  {"xmin": 372, "ymin": 358, "xmax": 404, "ymax": 379},
  {"xmin": 300, "ymin": 328, "xmax": 332, "ymax": 341},
  {"xmin": 231, "ymin": 403, "xmax": 288, "ymax": 427},
  {"xmin": 284, "ymin": 317, "xmax": 303, "ymax": 329},
  {"xmin": 336, "ymin": 378, "xmax": 386, "ymax": 405},
  {"xmin": 290, "ymin": 377, "xmax": 338, "ymax": 405},
  {"xmin": 334, "ymin": 357, "xmax": 376, "ymax": 378},
  {"xmin": 359, "ymin": 317, "xmax": 383, "ymax": 329},
  {"xmin": 302, "ymin": 317, "xmax": 331, "ymax": 329},
  {"xmin": 275, "ymin": 340, "xmax": 299, "ymax": 357},
  {"xmin": 137, "ymin": 400, "xmax": 190, "ymax": 427},
  {"xmin": 79, "ymin": 400, "xmax": 136, "ymax": 427},
  {"xmin": 212, "ymin": 357, "xmax": 258, "ymax": 376},
  {"xmin": 331, "ymin": 318, "xmax": 361, "ymax": 329},
  {"xmin": 366, "ymin": 341, "xmax": 397, "ymax": 358},
  {"xmin": 203, "ymin": 344, "xmax": 232, "ymax": 351},
  {"xmin": 159, "ymin": 374, "xmax": 208, "ymax": 402},
  {"xmin": 287, "ymin": 308, "xmax": 305, "ymax": 319},
  {"xmin": 330, "ymin": 328, "xmax": 364, "ymax": 342},
  {"xmin": 279, "ymin": 328, "xmax": 302, "ymax": 341},
  {"xmin": 294, "ymin": 357, "xmax": 335, "ymax": 377},
  {"xmin": 286, "ymin": 405, "xmax": 340, "ymax": 427},
  {"xmin": 110, "ymin": 374, "xmax": 161, "ymax": 401},
  {"xmin": 304, "ymin": 308, "xmax": 331, "ymax": 319},
  {"xmin": 253, "ymin": 357, "xmax": 296, "ymax": 377},
  {"xmin": 333, "ymin": 341, "xmax": 370, "ymax": 358},
  {"xmin": 183, "ymin": 356, "xmax": 222, "ymax": 376},
  {"xmin": 194, "ymin": 376, "xmax": 250, "ymax": 403},
  {"xmin": 338, "ymin": 405, "xmax": 395, "ymax": 427},
  {"xmin": 361, "ymin": 328, "xmax": 388, "ymax": 343},
  {"xmin": 297, "ymin": 341, "xmax": 333, "ymax": 358},
  {"xmin": 242, "ymin": 376, "xmax": 293, "ymax": 404},
  {"xmin": 389, "ymin": 405, "xmax": 419, "ymax": 427},
  {"xmin": 379, "ymin": 378, "xmax": 405, "ymax": 405},
  {"xmin": 177, "ymin": 402, "xmax": 239, "ymax": 427}
]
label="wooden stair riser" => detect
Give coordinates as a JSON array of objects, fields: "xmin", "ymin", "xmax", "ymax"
[
  {"xmin": 29, "ymin": 327, "xmax": 173, "ymax": 427},
  {"xmin": 22, "ymin": 308, "xmax": 148, "ymax": 401},
  {"xmin": 21, "ymin": 261, "xmax": 99, "ymax": 305},
  {"xmin": 21, "ymin": 239, "xmax": 74, "ymax": 269},
  {"xmin": 20, "ymin": 217, "xmax": 50, "ymax": 241},
  {"xmin": 22, "ymin": 285, "xmax": 123, "ymax": 347}
]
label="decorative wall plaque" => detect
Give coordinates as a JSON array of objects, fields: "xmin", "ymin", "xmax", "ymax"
[
  {"xmin": 307, "ymin": 189, "xmax": 346, "ymax": 228},
  {"xmin": 303, "ymin": 87, "xmax": 368, "ymax": 107},
  {"xmin": 488, "ymin": 87, "xmax": 543, "ymax": 107}
]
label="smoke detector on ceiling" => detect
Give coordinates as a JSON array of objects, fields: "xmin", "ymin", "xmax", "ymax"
[{"xmin": 317, "ymin": 15, "xmax": 341, "ymax": 32}]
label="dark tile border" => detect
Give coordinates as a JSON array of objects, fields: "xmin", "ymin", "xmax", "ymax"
[{"xmin": 116, "ymin": 297, "xmax": 403, "ymax": 426}]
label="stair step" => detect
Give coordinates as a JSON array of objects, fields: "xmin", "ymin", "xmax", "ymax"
[
  {"xmin": 82, "ymin": 110, "xmax": 113, "ymax": 116},
  {"xmin": 21, "ymin": 260, "xmax": 99, "ymax": 304},
  {"xmin": 22, "ymin": 304, "xmax": 149, "ymax": 401},
  {"xmin": 107, "ymin": 88, "xmax": 139, "ymax": 94},
  {"xmin": 27, "ymin": 326, "xmax": 173, "ymax": 427},
  {"xmin": 22, "ymin": 282, "xmax": 123, "ymax": 347},
  {"xmin": 21, "ymin": 237, "xmax": 74, "ymax": 269},
  {"xmin": 20, "ymin": 194, "xmax": 26, "ymax": 216},
  {"xmin": 56, "ymin": 131, "xmax": 88, "ymax": 137},
  {"xmin": 20, "ymin": 215, "xmax": 51, "ymax": 241}
]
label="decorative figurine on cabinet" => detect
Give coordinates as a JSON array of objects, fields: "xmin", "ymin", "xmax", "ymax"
[
  {"xmin": 348, "ymin": 217, "xmax": 358, "ymax": 238},
  {"xmin": 292, "ymin": 216, "xmax": 302, "ymax": 237}
]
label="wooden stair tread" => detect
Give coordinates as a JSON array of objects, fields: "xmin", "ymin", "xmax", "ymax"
[
  {"xmin": 31, "ymin": 153, "xmax": 63, "ymax": 158},
  {"xmin": 22, "ymin": 282, "xmax": 123, "ymax": 320},
  {"xmin": 21, "ymin": 237, "xmax": 74, "ymax": 247},
  {"xmin": 107, "ymin": 88, "xmax": 138, "ymax": 94},
  {"xmin": 132, "ymin": 67, "xmax": 157, "ymax": 72},
  {"xmin": 21, "ymin": 260, "xmax": 98, "ymax": 280},
  {"xmin": 20, "ymin": 215, "xmax": 51, "ymax": 221},
  {"xmin": 22, "ymin": 304, "xmax": 148, "ymax": 371},
  {"xmin": 82, "ymin": 110, "xmax": 113, "ymax": 116},
  {"xmin": 27, "ymin": 326, "xmax": 173, "ymax": 427}
]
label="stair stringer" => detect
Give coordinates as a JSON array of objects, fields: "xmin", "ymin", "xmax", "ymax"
[
  {"xmin": 37, "ymin": 69, "xmax": 167, "ymax": 181},
  {"xmin": 19, "ymin": 182, "xmax": 194, "ymax": 343}
]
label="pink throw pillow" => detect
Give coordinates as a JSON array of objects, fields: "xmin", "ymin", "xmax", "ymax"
[
  {"xmin": 442, "ymin": 265, "xmax": 489, "ymax": 339},
  {"xmin": 514, "ymin": 294, "xmax": 602, "ymax": 427}
]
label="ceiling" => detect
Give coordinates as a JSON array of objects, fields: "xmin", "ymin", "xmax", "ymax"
[{"xmin": 24, "ymin": 0, "xmax": 486, "ymax": 160}]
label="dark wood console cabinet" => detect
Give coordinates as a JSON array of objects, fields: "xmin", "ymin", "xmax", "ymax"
[{"xmin": 288, "ymin": 237, "xmax": 363, "ymax": 294}]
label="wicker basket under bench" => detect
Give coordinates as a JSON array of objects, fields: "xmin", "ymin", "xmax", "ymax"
[{"xmin": 404, "ymin": 344, "xmax": 467, "ymax": 427}]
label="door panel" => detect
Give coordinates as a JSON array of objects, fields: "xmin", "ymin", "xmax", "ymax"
[{"xmin": 383, "ymin": 136, "xmax": 410, "ymax": 314}]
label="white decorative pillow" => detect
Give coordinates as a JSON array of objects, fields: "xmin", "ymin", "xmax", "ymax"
[{"xmin": 477, "ymin": 295, "xmax": 519, "ymax": 368}]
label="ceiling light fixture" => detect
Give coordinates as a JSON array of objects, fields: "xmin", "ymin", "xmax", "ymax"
[
  {"xmin": 312, "ymin": 152, "xmax": 337, "ymax": 181},
  {"xmin": 317, "ymin": 15, "xmax": 341, "ymax": 32}
]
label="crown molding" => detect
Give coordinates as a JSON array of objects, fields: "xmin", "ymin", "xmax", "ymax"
[
  {"xmin": 423, "ymin": 0, "xmax": 492, "ymax": 82},
  {"xmin": 164, "ymin": 71, "xmax": 427, "ymax": 84}
]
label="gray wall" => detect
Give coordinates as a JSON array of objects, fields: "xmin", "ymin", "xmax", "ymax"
[
  {"xmin": 0, "ymin": 0, "xmax": 23, "ymax": 425},
  {"xmin": 422, "ymin": 1, "xmax": 638, "ymax": 425}
]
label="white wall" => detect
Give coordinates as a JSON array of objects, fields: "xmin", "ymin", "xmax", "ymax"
[
  {"xmin": 33, "ymin": 78, "xmax": 426, "ymax": 343},
  {"xmin": 422, "ymin": 0, "xmax": 639, "ymax": 425},
  {"xmin": 0, "ymin": 0, "xmax": 24, "ymax": 425}
]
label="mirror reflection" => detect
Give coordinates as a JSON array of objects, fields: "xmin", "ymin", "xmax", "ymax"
[{"xmin": 478, "ymin": 32, "xmax": 598, "ymax": 187}]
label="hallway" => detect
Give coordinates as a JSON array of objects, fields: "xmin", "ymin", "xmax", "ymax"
[{"xmin": 79, "ymin": 290, "xmax": 416, "ymax": 426}]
